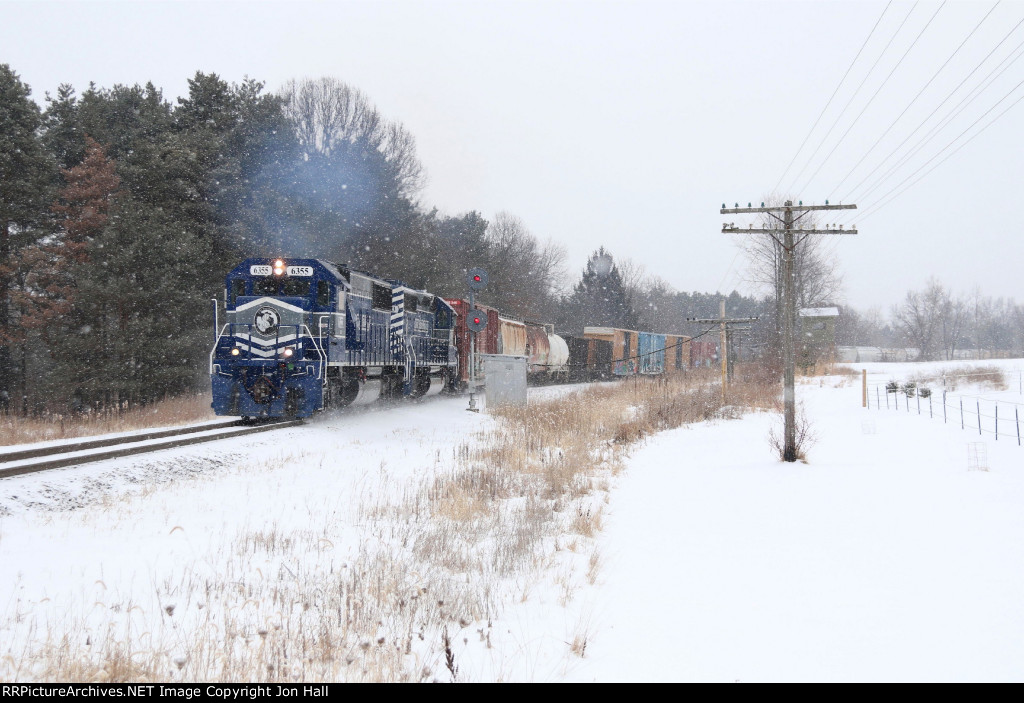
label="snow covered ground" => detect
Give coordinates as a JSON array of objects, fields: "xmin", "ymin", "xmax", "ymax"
[
  {"xmin": 557, "ymin": 359, "xmax": 1024, "ymax": 682},
  {"xmin": 1, "ymin": 361, "xmax": 1022, "ymax": 682}
]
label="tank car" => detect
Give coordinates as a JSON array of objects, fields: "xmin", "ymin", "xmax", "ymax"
[
  {"xmin": 497, "ymin": 317, "xmax": 568, "ymax": 378},
  {"xmin": 445, "ymin": 300, "xmax": 569, "ymax": 386},
  {"xmin": 210, "ymin": 258, "xmax": 456, "ymax": 418}
]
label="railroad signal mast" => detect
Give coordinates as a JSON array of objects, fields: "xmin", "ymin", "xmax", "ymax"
[
  {"xmin": 721, "ymin": 200, "xmax": 858, "ymax": 462},
  {"xmin": 465, "ymin": 267, "xmax": 488, "ymax": 412}
]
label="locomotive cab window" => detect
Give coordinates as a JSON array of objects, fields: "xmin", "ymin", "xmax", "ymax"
[
  {"xmin": 282, "ymin": 279, "xmax": 309, "ymax": 297},
  {"xmin": 254, "ymin": 278, "xmax": 277, "ymax": 296},
  {"xmin": 436, "ymin": 306, "xmax": 451, "ymax": 329},
  {"xmin": 231, "ymin": 279, "xmax": 246, "ymax": 304},
  {"xmin": 371, "ymin": 282, "xmax": 391, "ymax": 311},
  {"xmin": 316, "ymin": 281, "xmax": 330, "ymax": 307}
]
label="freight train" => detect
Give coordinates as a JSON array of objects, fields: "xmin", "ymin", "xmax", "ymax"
[{"xmin": 209, "ymin": 258, "xmax": 714, "ymax": 419}]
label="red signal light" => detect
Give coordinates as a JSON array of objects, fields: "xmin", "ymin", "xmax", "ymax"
[
  {"xmin": 473, "ymin": 275, "xmax": 481, "ymax": 282},
  {"xmin": 473, "ymin": 317, "xmax": 481, "ymax": 325}
]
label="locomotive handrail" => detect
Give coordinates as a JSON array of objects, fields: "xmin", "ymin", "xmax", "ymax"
[
  {"xmin": 299, "ymin": 325, "xmax": 326, "ymax": 382},
  {"xmin": 209, "ymin": 323, "xmax": 233, "ymax": 374}
]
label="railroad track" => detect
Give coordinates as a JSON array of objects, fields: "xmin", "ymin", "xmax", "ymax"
[{"xmin": 0, "ymin": 418, "xmax": 303, "ymax": 479}]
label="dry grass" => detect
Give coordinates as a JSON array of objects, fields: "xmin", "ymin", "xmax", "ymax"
[
  {"xmin": 799, "ymin": 362, "xmax": 861, "ymax": 378},
  {"xmin": 909, "ymin": 364, "xmax": 1007, "ymax": 392},
  {"xmin": 2, "ymin": 368, "xmax": 778, "ymax": 682},
  {"xmin": 0, "ymin": 393, "xmax": 216, "ymax": 447}
]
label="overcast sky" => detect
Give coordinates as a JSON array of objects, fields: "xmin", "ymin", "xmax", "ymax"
[{"xmin": 3, "ymin": 0, "xmax": 1023, "ymax": 312}]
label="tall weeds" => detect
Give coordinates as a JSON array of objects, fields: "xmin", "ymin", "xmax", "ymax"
[
  {"xmin": 0, "ymin": 393, "xmax": 216, "ymax": 447},
  {"xmin": 1, "ymin": 368, "xmax": 776, "ymax": 682}
]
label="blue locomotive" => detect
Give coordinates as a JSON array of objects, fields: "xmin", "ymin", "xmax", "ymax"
[{"xmin": 210, "ymin": 258, "xmax": 456, "ymax": 418}]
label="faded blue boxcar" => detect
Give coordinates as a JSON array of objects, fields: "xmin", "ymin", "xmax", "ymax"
[{"xmin": 638, "ymin": 332, "xmax": 666, "ymax": 375}]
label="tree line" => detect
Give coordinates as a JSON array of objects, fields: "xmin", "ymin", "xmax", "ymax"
[
  {"xmin": 836, "ymin": 280, "xmax": 1024, "ymax": 360},
  {"xmin": 1, "ymin": 65, "xmax": 761, "ymax": 415}
]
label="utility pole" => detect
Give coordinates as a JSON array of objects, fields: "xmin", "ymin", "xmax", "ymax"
[
  {"xmin": 721, "ymin": 200, "xmax": 857, "ymax": 461},
  {"xmin": 726, "ymin": 325, "xmax": 752, "ymax": 381},
  {"xmin": 688, "ymin": 305, "xmax": 757, "ymax": 404}
]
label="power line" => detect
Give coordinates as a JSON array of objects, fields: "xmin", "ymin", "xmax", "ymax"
[
  {"xmin": 830, "ymin": 1, "xmax": 1000, "ymax": 196},
  {"xmin": 855, "ymin": 78, "xmax": 1024, "ymax": 223},
  {"xmin": 845, "ymin": 28, "xmax": 1024, "ymax": 213},
  {"xmin": 785, "ymin": 1, "xmax": 920, "ymax": 193},
  {"xmin": 835, "ymin": 34, "xmax": 1024, "ymax": 227},
  {"xmin": 842, "ymin": 13, "xmax": 1024, "ymax": 205},
  {"xmin": 797, "ymin": 1, "xmax": 947, "ymax": 194},
  {"xmin": 771, "ymin": 1, "xmax": 893, "ymax": 195}
]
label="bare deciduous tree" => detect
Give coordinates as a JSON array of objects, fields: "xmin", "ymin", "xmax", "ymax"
[
  {"xmin": 280, "ymin": 77, "xmax": 425, "ymax": 196},
  {"xmin": 481, "ymin": 212, "xmax": 566, "ymax": 319},
  {"xmin": 737, "ymin": 195, "xmax": 843, "ymax": 338},
  {"xmin": 893, "ymin": 278, "xmax": 969, "ymax": 361}
]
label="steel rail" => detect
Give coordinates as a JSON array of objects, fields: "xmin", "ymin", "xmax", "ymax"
[{"xmin": 0, "ymin": 419, "xmax": 302, "ymax": 479}]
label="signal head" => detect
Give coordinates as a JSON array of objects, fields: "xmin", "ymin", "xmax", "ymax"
[
  {"xmin": 467, "ymin": 267, "xmax": 488, "ymax": 291},
  {"xmin": 466, "ymin": 309, "xmax": 488, "ymax": 333}
]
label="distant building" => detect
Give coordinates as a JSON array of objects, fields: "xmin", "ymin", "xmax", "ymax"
[{"xmin": 798, "ymin": 307, "xmax": 839, "ymax": 369}]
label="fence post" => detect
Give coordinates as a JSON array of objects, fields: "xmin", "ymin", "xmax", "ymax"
[
  {"xmin": 862, "ymin": 369, "xmax": 867, "ymax": 408},
  {"xmin": 877, "ymin": 386, "xmax": 880, "ymax": 410},
  {"xmin": 995, "ymin": 403, "xmax": 998, "ymax": 440},
  {"xmin": 961, "ymin": 399, "xmax": 964, "ymax": 430},
  {"xmin": 929, "ymin": 394, "xmax": 933, "ymax": 419},
  {"xmin": 886, "ymin": 387, "xmax": 889, "ymax": 410},
  {"xmin": 978, "ymin": 401, "xmax": 982, "ymax": 436},
  {"xmin": 917, "ymin": 391, "xmax": 921, "ymax": 415},
  {"xmin": 943, "ymin": 390, "xmax": 947, "ymax": 423}
]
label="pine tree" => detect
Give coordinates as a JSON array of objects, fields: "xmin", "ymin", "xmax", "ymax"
[
  {"xmin": 42, "ymin": 83, "xmax": 83, "ymax": 171},
  {"xmin": 561, "ymin": 247, "xmax": 638, "ymax": 334},
  {"xmin": 39, "ymin": 137, "xmax": 120, "ymax": 407},
  {"xmin": 0, "ymin": 64, "xmax": 57, "ymax": 411}
]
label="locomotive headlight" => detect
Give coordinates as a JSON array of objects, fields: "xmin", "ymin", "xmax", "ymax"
[
  {"xmin": 282, "ymin": 348, "xmax": 294, "ymax": 357},
  {"xmin": 230, "ymin": 347, "xmax": 240, "ymax": 356},
  {"xmin": 273, "ymin": 259, "xmax": 285, "ymax": 276}
]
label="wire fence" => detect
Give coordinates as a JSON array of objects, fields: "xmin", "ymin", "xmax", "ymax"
[{"xmin": 865, "ymin": 369, "xmax": 1024, "ymax": 445}]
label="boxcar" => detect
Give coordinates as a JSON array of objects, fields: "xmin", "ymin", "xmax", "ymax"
[
  {"xmin": 638, "ymin": 332, "xmax": 666, "ymax": 375},
  {"xmin": 665, "ymin": 334, "xmax": 691, "ymax": 372},
  {"xmin": 583, "ymin": 326, "xmax": 641, "ymax": 376}
]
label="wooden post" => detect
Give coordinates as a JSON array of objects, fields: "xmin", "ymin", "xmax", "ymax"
[
  {"xmin": 720, "ymin": 299, "xmax": 727, "ymax": 406},
  {"xmin": 862, "ymin": 369, "xmax": 867, "ymax": 408},
  {"xmin": 782, "ymin": 205, "xmax": 796, "ymax": 462}
]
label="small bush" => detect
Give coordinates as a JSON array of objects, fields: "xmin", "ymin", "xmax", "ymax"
[{"xmin": 767, "ymin": 404, "xmax": 816, "ymax": 462}]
